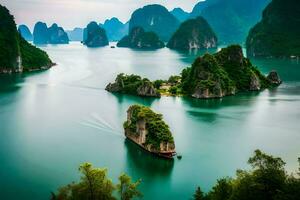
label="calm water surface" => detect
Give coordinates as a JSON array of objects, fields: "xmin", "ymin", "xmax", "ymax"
[{"xmin": 0, "ymin": 42, "xmax": 299, "ymax": 200}]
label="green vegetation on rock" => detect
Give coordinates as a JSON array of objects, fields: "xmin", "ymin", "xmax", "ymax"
[
  {"xmin": 52, "ymin": 162, "xmax": 142, "ymax": 200},
  {"xmin": 19, "ymin": 36, "xmax": 52, "ymax": 70},
  {"xmin": 107, "ymin": 45, "xmax": 280, "ymax": 99},
  {"xmin": 105, "ymin": 73, "xmax": 160, "ymax": 97},
  {"xmin": 124, "ymin": 105, "xmax": 174, "ymax": 149},
  {"xmin": 0, "ymin": 4, "xmax": 52, "ymax": 73},
  {"xmin": 167, "ymin": 17, "xmax": 217, "ymax": 50},
  {"xmin": 117, "ymin": 27, "xmax": 164, "ymax": 49},
  {"xmin": 192, "ymin": 150, "xmax": 300, "ymax": 200},
  {"xmin": 246, "ymin": 0, "xmax": 300, "ymax": 57}
]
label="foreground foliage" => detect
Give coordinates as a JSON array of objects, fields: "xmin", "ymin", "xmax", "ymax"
[
  {"xmin": 193, "ymin": 150, "xmax": 300, "ymax": 200},
  {"xmin": 52, "ymin": 163, "xmax": 142, "ymax": 200}
]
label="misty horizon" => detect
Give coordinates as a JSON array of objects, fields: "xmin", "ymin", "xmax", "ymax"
[{"xmin": 1, "ymin": 0, "xmax": 202, "ymax": 31}]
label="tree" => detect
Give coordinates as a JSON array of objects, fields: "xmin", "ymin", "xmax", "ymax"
[
  {"xmin": 199, "ymin": 150, "xmax": 300, "ymax": 200},
  {"xmin": 52, "ymin": 163, "xmax": 142, "ymax": 200},
  {"xmin": 57, "ymin": 163, "xmax": 115, "ymax": 200},
  {"xmin": 117, "ymin": 173, "xmax": 142, "ymax": 200},
  {"xmin": 193, "ymin": 187, "xmax": 204, "ymax": 200}
]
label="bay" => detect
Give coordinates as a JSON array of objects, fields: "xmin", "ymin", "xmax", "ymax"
[{"xmin": 0, "ymin": 42, "xmax": 299, "ymax": 200}]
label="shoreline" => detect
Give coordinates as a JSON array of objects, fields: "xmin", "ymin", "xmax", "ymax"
[{"xmin": 0, "ymin": 63, "xmax": 56, "ymax": 74}]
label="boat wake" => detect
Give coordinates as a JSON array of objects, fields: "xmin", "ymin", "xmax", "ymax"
[{"xmin": 80, "ymin": 113, "xmax": 125, "ymax": 138}]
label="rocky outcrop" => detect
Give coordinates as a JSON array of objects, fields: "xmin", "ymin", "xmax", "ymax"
[
  {"xmin": 124, "ymin": 105, "xmax": 176, "ymax": 158},
  {"xmin": 83, "ymin": 22, "xmax": 109, "ymax": 47},
  {"xmin": 267, "ymin": 71, "xmax": 282, "ymax": 85},
  {"xmin": 48, "ymin": 23, "xmax": 69, "ymax": 44},
  {"xmin": 190, "ymin": 0, "xmax": 270, "ymax": 44},
  {"xmin": 18, "ymin": 25, "xmax": 33, "ymax": 41},
  {"xmin": 181, "ymin": 45, "xmax": 281, "ymax": 99},
  {"xmin": 33, "ymin": 22, "xmax": 69, "ymax": 44},
  {"xmin": 249, "ymin": 73, "xmax": 261, "ymax": 91},
  {"xmin": 167, "ymin": 16, "xmax": 217, "ymax": 50},
  {"xmin": 246, "ymin": 0, "xmax": 300, "ymax": 57},
  {"xmin": 117, "ymin": 27, "xmax": 164, "ymax": 49},
  {"xmin": 105, "ymin": 74, "xmax": 160, "ymax": 97},
  {"xmin": 33, "ymin": 22, "xmax": 49, "ymax": 44},
  {"xmin": 137, "ymin": 81, "xmax": 161, "ymax": 97},
  {"xmin": 101, "ymin": 17, "xmax": 128, "ymax": 41},
  {"xmin": 129, "ymin": 4, "xmax": 180, "ymax": 41}
]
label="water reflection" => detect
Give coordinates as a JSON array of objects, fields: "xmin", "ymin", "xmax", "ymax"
[
  {"xmin": 111, "ymin": 93, "xmax": 157, "ymax": 106},
  {"xmin": 0, "ymin": 74, "xmax": 24, "ymax": 93},
  {"xmin": 181, "ymin": 92, "xmax": 260, "ymax": 110},
  {"xmin": 124, "ymin": 139, "xmax": 174, "ymax": 177}
]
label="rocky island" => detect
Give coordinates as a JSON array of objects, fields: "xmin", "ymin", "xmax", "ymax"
[
  {"xmin": 33, "ymin": 22, "xmax": 69, "ymax": 44},
  {"xmin": 167, "ymin": 16, "xmax": 217, "ymax": 50},
  {"xmin": 190, "ymin": 0, "xmax": 270, "ymax": 44},
  {"xmin": 0, "ymin": 5, "xmax": 53, "ymax": 74},
  {"xmin": 18, "ymin": 24, "xmax": 33, "ymax": 41},
  {"xmin": 106, "ymin": 45, "xmax": 281, "ymax": 99},
  {"xmin": 117, "ymin": 27, "xmax": 165, "ymax": 49},
  {"xmin": 83, "ymin": 22, "xmax": 109, "ymax": 47},
  {"xmin": 246, "ymin": 0, "xmax": 300, "ymax": 58},
  {"xmin": 105, "ymin": 73, "xmax": 160, "ymax": 97},
  {"xmin": 129, "ymin": 4, "xmax": 180, "ymax": 41},
  {"xmin": 124, "ymin": 105, "xmax": 176, "ymax": 158}
]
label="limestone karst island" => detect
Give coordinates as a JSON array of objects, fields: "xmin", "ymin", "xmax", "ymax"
[{"xmin": 0, "ymin": 0, "xmax": 300, "ymax": 200}]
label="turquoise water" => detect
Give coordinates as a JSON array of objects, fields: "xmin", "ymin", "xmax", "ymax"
[{"xmin": 0, "ymin": 42, "xmax": 299, "ymax": 200}]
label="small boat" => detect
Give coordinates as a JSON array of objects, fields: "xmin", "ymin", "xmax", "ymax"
[
  {"xmin": 111, "ymin": 46, "xmax": 116, "ymax": 48},
  {"xmin": 177, "ymin": 155, "xmax": 182, "ymax": 160}
]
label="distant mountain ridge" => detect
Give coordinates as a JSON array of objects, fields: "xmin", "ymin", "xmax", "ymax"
[
  {"xmin": 189, "ymin": 0, "xmax": 271, "ymax": 44},
  {"xmin": 66, "ymin": 28, "xmax": 83, "ymax": 41},
  {"xmin": 246, "ymin": 0, "xmax": 300, "ymax": 57},
  {"xmin": 170, "ymin": 8, "xmax": 189, "ymax": 22},
  {"xmin": 129, "ymin": 4, "xmax": 180, "ymax": 41},
  {"xmin": 33, "ymin": 22, "xmax": 69, "ymax": 44},
  {"xmin": 101, "ymin": 17, "xmax": 128, "ymax": 41}
]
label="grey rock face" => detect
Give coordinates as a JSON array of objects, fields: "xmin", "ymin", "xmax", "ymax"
[{"xmin": 267, "ymin": 71, "xmax": 282, "ymax": 85}]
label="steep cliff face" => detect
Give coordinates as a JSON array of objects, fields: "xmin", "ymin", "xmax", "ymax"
[
  {"xmin": 18, "ymin": 25, "xmax": 33, "ymax": 41},
  {"xmin": 105, "ymin": 73, "xmax": 160, "ymax": 97},
  {"xmin": 83, "ymin": 22, "xmax": 109, "ymax": 47},
  {"xmin": 117, "ymin": 27, "xmax": 164, "ymax": 49},
  {"xmin": 124, "ymin": 105, "xmax": 176, "ymax": 157},
  {"xmin": 167, "ymin": 17, "xmax": 217, "ymax": 50},
  {"xmin": 48, "ymin": 23, "xmax": 69, "ymax": 44},
  {"xmin": 33, "ymin": 22, "xmax": 49, "ymax": 44},
  {"xmin": 190, "ymin": 0, "xmax": 270, "ymax": 44},
  {"xmin": 33, "ymin": 22, "xmax": 69, "ymax": 44},
  {"xmin": 246, "ymin": 0, "xmax": 300, "ymax": 57},
  {"xmin": 129, "ymin": 4, "xmax": 180, "ymax": 41},
  {"xmin": 181, "ymin": 45, "xmax": 281, "ymax": 99},
  {"xmin": 0, "ymin": 5, "xmax": 52, "ymax": 73},
  {"xmin": 102, "ymin": 17, "xmax": 128, "ymax": 41}
]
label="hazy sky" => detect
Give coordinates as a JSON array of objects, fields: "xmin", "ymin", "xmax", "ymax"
[{"xmin": 1, "ymin": 0, "xmax": 201, "ymax": 31}]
